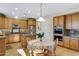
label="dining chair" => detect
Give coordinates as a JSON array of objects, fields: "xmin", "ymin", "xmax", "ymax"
[{"xmin": 17, "ymin": 48, "xmax": 26, "ymax": 56}]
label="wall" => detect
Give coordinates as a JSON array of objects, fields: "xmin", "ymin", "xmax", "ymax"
[
  {"xmin": 36, "ymin": 16, "xmax": 53, "ymax": 43},
  {"xmin": 36, "ymin": 8, "xmax": 79, "ymax": 43}
]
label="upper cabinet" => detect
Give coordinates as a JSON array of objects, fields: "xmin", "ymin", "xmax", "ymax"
[
  {"xmin": 0, "ymin": 17, "xmax": 5, "ymax": 29},
  {"xmin": 53, "ymin": 15, "xmax": 64, "ymax": 27},
  {"xmin": 27, "ymin": 18, "xmax": 36, "ymax": 26},
  {"xmin": 19, "ymin": 20, "xmax": 27, "ymax": 29},
  {"xmin": 65, "ymin": 15, "xmax": 72, "ymax": 29},
  {"xmin": 58, "ymin": 16, "xmax": 64, "ymax": 26},
  {"xmin": 53, "ymin": 17, "xmax": 59, "ymax": 26},
  {"xmin": 71, "ymin": 13, "xmax": 79, "ymax": 30},
  {"xmin": 5, "ymin": 18, "xmax": 15, "ymax": 30}
]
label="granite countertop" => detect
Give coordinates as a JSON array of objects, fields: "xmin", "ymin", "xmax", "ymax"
[
  {"xmin": 65, "ymin": 35, "xmax": 79, "ymax": 38},
  {"xmin": 21, "ymin": 34, "xmax": 36, "ymax": 36}
]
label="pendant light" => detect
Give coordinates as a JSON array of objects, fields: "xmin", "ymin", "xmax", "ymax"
[{"xmin": 37, "ymin": 3, "xmax": 45, "ymax": 22}]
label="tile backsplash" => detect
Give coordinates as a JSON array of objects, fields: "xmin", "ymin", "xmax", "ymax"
[{"xmin": 65, "ymin": 29, "xmax": 79, "ymax": 36}]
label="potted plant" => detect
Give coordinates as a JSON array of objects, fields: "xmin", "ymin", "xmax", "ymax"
[{"xmin": 37, "ymin": 32, "xmax": 44, "ymax": 42}]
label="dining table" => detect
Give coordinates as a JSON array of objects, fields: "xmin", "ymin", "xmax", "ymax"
[{"xmin": 27, "ymin": 39, "xmax": 55, "ymax": 56}]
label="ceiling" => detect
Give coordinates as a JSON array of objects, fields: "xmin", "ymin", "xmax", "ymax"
[{"xmin": 0, "ymin": 3, "xmax": 79, "ymax": 19}]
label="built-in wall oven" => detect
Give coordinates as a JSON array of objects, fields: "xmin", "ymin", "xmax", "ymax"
[{"xmin": 54, "ymin": 26, "xmax": 63, "ymax": 41}]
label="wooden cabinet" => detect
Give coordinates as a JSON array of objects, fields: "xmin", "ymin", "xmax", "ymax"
[
  {"xmin": 20, "ymin": 20, "xmax": 27, "ymax": 29},
  {"xmin": 5, "ymin": 35, "xmax": 9, "ymax": 44},
  {"xmin": 0, "ymin": 17, "xmax": 5, "ymax": 29},
  {"xmin": 0, "ymin": 39, "xmax": 5, "ymax": 55},
  {"xmin": 5, "ymin": 18, "xmax": 15, "ymax": 30},
  {"xmin": 9, "ymin": 34, "xmax": 20, "ymax": 43},
  {"xmin": 64, "ymin": 37, "xmax": 79, "ymax": 50},
  {"xmin": 71, "ymin": 13, "xmax": 79, "ymax": 29},
  {"xmin": 28, "ymin": 18, "xmax": 36, "ymax": 26},
  {"xmin": 53, "ymin": 13, "xmax": 79, "ymax": 51},
  {"xmin": 53, "ymin": 17, "xmax": 59, "ymax": 26},
  {"xmin": 53, "ymin": 16, "xmax": 64, "ymax": 27},
  {"xmin": 70, "ymin": 38, "xmax": 79, "ymax": 50},
  {"xmin": 58, "ymin": 16, "xmax": 64, "ymax": 26},
  {"xmin": 63, "ymin": 36, "xmax": 70, "ymax": 48},
  {"xmin": 65, "ymin": 15, "xmax": 72, "ymax": 29},
  {"xmin": 5, "ymin": 18, "xmax": 8, "ymax": 29}
]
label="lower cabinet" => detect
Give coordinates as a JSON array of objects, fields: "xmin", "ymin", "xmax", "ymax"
[
  {"xmin": 70, "ymin": 38, "xmax": 79, "ymax": 51},
  {"xmin": 9, "ymin": 34, "xmax": 20, "ymax": 43},
  {"xmin": 63, "ymin": 37, "xmax": 70, "ymax": 48},
  {"xmin": 63, "ymin": 36, "xmax": 79, "ymax": 51},
  {"xmin": 0, "ymin": 39, "xmax": 5, "ymax": 55},
  {"xmin": 5, "ymin": 35, "xmax": 9, "ymax": 44}
]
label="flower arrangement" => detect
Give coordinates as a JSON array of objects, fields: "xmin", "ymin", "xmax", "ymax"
[{"xmin": 37, "ymin": 32, "xmax": 44, "ymax": 42}]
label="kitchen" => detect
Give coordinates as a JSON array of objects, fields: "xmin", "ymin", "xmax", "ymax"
[
  {"xmin": 0, "ymin": 3, "xmax": 79, "ymax": 56},
  {"xmin": 53, "ymin": 12, "xmax": 79, "ymax": 51},
  {"xmin": 0, "ymin": 13, "xmax": 36, "ymax": 55}
]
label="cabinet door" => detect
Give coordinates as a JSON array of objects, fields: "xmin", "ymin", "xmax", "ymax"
[
  {"xmin": 58, "ymin": 16, "xmax": 64, "ymax": 26},
  {"xmin": 63, "ymin": 37, "xmax": 70, "ymax": 48},
  {"xmin": 6, "ymin": 18, "xmax": 15, "ymax": 30},
  {"xmin": 9, "ymin": 34, "xmax": 20, "ymax": 43},
  {"xmin": 28, "ymin": 20, "xmax": 36, "ymax": 26},
  {"xmin": 70, "ymin": 38, "xmax": 79, "ymax": 50},
  {"xmin": 65, "ymin": 15, "xmax": 72, "ymax": 29},
  {"xmin": 72, "ymin": 13, "xmax": 79, "ymax": 29},
  {"xmin": 0, "ymin": 17, "xmax": 5, "ymax": 29},
  {"xmin": 9, "ymin": 35, "xmax": 14, "ymax": 43},
  {"xmin": 0, "ymin": 39, "xmax": 5, "ymax": 55},
  {"xmin": 53, "ymin": 17, "xmax": 58, "ymax": 26},
  {"xmin": 20, "ymin": 20, "xmax": 27, "ymax": 29},
  {"xmin": 13, "ymin": 34, "xmax": 20, "ymax": 42},
  {"xmin": 5, "ymin": 18, "xmax": 8, "ymax": 29},
  {"xmin": 5, "ymin": 35, "xmax": 9, "ymax": 44}
]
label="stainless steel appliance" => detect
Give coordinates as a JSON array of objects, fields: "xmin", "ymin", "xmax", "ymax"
[
  {"xmin": 12, "ymin": 24, "xmax": 20, "ymax": 33},
  {"xmin": 54, "ymin": 26, "xmax": 63, "ymax": 41}
]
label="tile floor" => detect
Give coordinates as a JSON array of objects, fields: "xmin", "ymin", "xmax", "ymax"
[{"xmin": 5, "ymin": 42, "xmax": 79, "ymax": 56}]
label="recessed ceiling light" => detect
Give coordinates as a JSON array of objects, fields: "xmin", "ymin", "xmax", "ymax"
[
  {"xmin": 15, "ymin": 8, "xmax": 18, "ymax": 10},
  {"xmin": 28, "ymin": 10, "xmax": 31, "ymax": 14}
]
